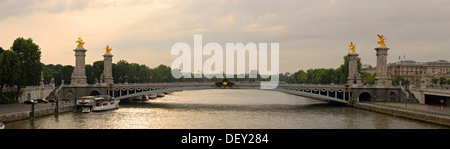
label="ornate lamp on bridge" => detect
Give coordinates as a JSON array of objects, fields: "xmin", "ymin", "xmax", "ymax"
[{"xmin": 347, "ymin": 42, "xmax": 362, "ymax": 87}]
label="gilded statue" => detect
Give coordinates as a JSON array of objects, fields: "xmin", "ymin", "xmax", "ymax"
[
  {"xmin": 377, "ymin": 34, "xmax": 387, "ymax": 47},
  {"xmin": 105, "ymin": 45, "xmax": 112, "ymax": 54},
  {"xmin": 348, "ymin": 42, "xmax": 357, "ymax": 54},
  {"xmin": 76, "ymin": 37, "xmax": 85, "ymax": 48}
]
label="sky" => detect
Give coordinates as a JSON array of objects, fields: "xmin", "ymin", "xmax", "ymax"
[{"xmin": 0, "ymin": 0, "xmax": 449, "ymax": 74}]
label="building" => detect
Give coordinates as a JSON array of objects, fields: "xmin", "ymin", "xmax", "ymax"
[
  {"xmin": 361, "ymin": 64, "xmax": 376, "ymax": 74},
  {"xmin": 387, "ymin": 60, "xmax": 450, "ymax": 85}
]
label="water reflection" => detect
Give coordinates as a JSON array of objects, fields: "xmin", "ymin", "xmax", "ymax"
[{"xmin": 5, "ymin": 89, "xmax": 448, "ymax": 129}]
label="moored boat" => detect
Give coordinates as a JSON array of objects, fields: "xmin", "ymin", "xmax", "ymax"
[
  {"xmin": 157, "ymin": 93, "xmax": 165, "ymax": 97},
  {"xmin": 141, "ymin": 95, "xmax": 149, "ymax": 101},
  {"xmin": 148, "ymin": 93, "xmax": 157, "ymax": 99},
  {"xmin": 76, "ymin": 96, "xmax": 95, "ymax": 111},
  {"xmin": 92, "ymin": 95, "xmax": 120, "ymax": 112}
]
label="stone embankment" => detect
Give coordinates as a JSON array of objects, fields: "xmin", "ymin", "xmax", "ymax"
[
  {"xmin": 0, "ymin": 104, "xmax": 73, "ymax": 123},
  {"xmin": 353, "ymin": 102, "xmax": 450, "ymax": 127}
]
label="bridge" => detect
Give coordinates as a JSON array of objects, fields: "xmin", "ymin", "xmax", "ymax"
[
  {"xmin": 50, "ymin": 38, "xmax": 444, "ymax": 106},
  {"xmin": 53, "ymin": 81, "xmax": 411, "ymax": 105},
  {"xmin": 54, "ymin": 82, "xmax": 352, "ymax": 104},
  {"xmin": 110, "ymin": 83, "xmax": 353, "ymax": 104}
]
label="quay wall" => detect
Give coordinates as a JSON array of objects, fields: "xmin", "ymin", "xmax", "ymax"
[
  {"xmin": 353, "ymin": 102, "xmax": 450, "ymax": 127},
  {"xmin": 0, "ymin": 105, "xmax": 73, "ymax": 123}
]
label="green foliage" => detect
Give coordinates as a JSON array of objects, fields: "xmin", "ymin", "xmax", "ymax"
[
  {"xmin": 286, "ymin": 55, "xmax": 361, "ymax": 84},
  {"xmin": 361, "ymin": 72, "xmax": 376, "ymax": 85},
  {"xmin": 111, "ymin": 60, "xmax": 175, "ymax": 83},
  {"xmin": 42, "ymin": 64, "xmax": 73, "ymax": 85},
  {"xmin": 93, "ymin": 60, "xmax": 104, "ymax": 82},
  {"xmin": 392, "ymin": 75, "xmax": 409, "ymax": 85},
  {"xmin": 11, "ymin": 37, "xmax": 43, "ymax": 87},
  {"xmin": 0, "ymin": 91, "xmax": 19, "ymax": 104},
  {"xmin": 42, "ymin": 64, "xmax": 74, "ymax": 85},
  {"xmin": 85, "ymin": 64, "xmax": 94, "ymax": 84},
  {"xmin": 439, "ymin": 77, "xmax": 447, "ymax": 85},
  {"xmin": 0, "ymin": 50, "xmax": 21, "ymax": 103},
  {"xmin": 0, "ymin": 50, "xmax": 21, "ymax": 86},
  {"xmin": 9, "ymin": 37, "xmax": 42, "ymax": 101},
  {"xmin": 431, "ymin": 78, "xmax": 439, "ymax": 84}
]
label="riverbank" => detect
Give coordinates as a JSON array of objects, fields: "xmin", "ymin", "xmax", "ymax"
[
  {"xmin": 353, "ymin": 102, "xmax": 450, "ymax": 127},
  {"xmin": 0, "ymin": 102, "xmax": 74, "ymax": 123}
]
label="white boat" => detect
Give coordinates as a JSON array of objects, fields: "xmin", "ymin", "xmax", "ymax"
[
  {"xmin": 76, "ymin": 95, "xmax": 119, "ymax": 112},
  {"xmin": 92, "ymin": 95, "xmax": 120, "ymax": 112},
  {"xmin": 76, "ymin": 96, "xmax": 95, "ymax": 111},
  {"xmin": 0, "ymin": 122, "xmax": 5, "ymax": 129}
]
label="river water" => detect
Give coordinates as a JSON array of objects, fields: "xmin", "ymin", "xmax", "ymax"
[{"xmin": 4, "ymin": 89, "xmax": 447, "ymax": 129}]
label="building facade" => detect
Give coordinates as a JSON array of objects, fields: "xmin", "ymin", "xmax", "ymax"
[{"xmin": 387, "ymin": 60, "xmax": 450, "ymax": 85}]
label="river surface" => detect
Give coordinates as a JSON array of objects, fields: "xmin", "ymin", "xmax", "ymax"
[{"xmin": 4, "ymin": 89, "xmax": 448, "ymax": 129}]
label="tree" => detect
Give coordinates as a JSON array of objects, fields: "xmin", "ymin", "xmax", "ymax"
[
  {"xmin": 392, "ymin": 75, "xmax": 409, "ymax": 85},
  {"xmin": 0, "ymin": 50, "xmax": 21, "ymax": 102},
  {"xmin": 10, "ymin": 37, "xmax": 42, "ymax": 101},
  {"xmin": 295, "ymin": 70, "xmax": 308, "ymax": 83},
  {"xmin": 361, "ymin": 72, "xmax": 376, "ymax": 85},
  {"xmin": 439, "ymin": 77, "xmax": 447, "ymax": 85},
  {"xmin": 92, "ymin": 61, "xmax": 104, "ymax": 82},
  {"xmin": 114, "ymin": 60, "xmax": 130, "ymax": 83},
  {"xmin": 431, "ymin": 78, "xmax": 439, "ymax": 84},
  {"xmin": 154, "ymin": 64, "xmax": 174, "ymax": 82},
  {"xmin": 61, "ymin": 65, "xmax": 74, "ymax": 84},
  {"xmin": 85, "ymin": 64, "xmax": 94, "ymax": 84}
]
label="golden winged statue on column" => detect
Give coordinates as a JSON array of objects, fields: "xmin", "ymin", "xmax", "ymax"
[
  {"xmin": 76, "ymin": 37, "xmax": 85, "ymax": 48},
  {"xmin": 377, "ymin": 34, "xmax": 387, "ymax": 47},
  {"xmin": 348, "ymin": 42, "xmax": 357, "ymax": 54},
  {"xmin": 105, "ymin": 45, "xmax": 112, "ymax": 54}
]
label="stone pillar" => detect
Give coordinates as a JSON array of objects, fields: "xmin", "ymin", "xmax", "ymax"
[
  {"xmin": 70, "ymin": 48, "xmax": 88, "ymax": 85},
  {"xmin": 347, "ymin": 53, "xmax": 362, "ymax": 86},
  {"xmin": 103, "ymin": 54, "xmax": 114, "ymax": 85},
  {"xmin": 374, "ymin": 47, "xmax": 392, "ymax": 87}
]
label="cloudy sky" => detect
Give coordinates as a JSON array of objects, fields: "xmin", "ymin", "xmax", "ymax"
[{"xmin": 0, "ymin": 0, "xmax": 449, "ymax": 74}]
